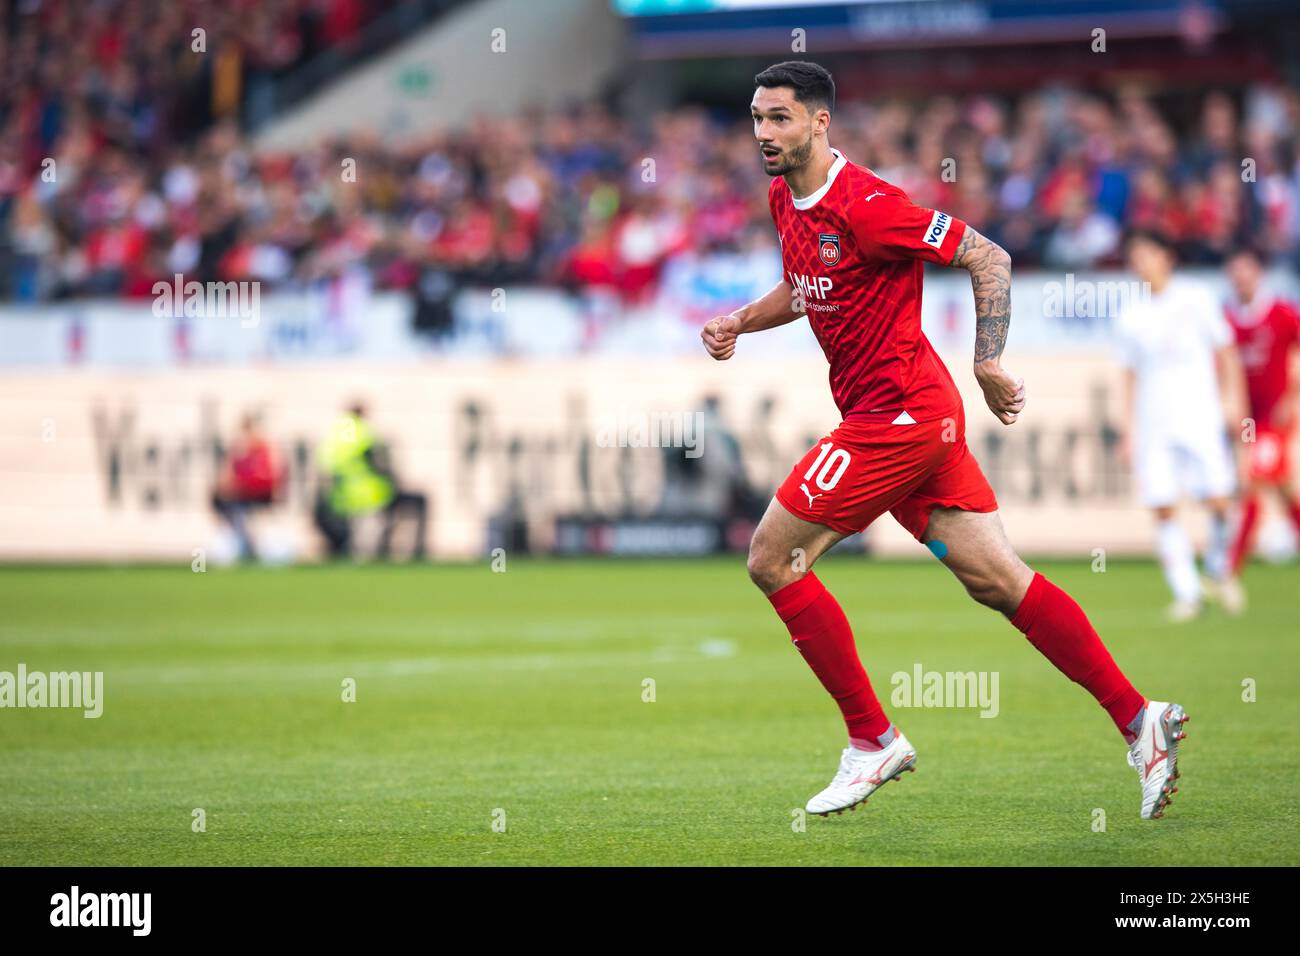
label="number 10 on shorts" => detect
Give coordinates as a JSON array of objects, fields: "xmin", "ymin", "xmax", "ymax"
[{"xmin": 804, "ymin": 442, "xmax": 851, "ymax": 490}]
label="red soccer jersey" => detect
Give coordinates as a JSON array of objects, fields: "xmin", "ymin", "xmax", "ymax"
[
  {"xmin": 768, "ymin": 148, "xmax": 968, "ymax": 422},
  {"xmin": 230, "ymin": 440, "xmax": 280, "ymax": 499},
  {"xmin": 1225, "ymin": 297, "xmax": 1300, "ymax": 426}
]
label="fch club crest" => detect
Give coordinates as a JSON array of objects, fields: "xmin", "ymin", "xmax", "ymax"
[{"xmin": 818, "ymin": 233, "xmax": 840, "ymax": 266}]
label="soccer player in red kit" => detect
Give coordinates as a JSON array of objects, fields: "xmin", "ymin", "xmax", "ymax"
[
  {"xmin": 701, "ymin": 61, "xmax": 1187, "ymax": 820},
  {"xmin": 1224, "ymin": 245, "xmax": 1300, "ymax": 585}
]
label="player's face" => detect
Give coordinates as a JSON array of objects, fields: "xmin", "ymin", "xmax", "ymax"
[
  {"xmin": 1126, "ymin": 238, "xmax": 1172, "ymax": 285},
  {"xmin": 751, "ymin": 86, "xmax": 819, "ymax": 177},
  {"xmin": 1226, "ymin": 254, "xmax": 1261, "ymax": 302}
]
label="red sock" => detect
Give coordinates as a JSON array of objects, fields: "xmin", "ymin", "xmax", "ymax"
[
  {"xmin": 1011, "ymin": 573, "xmax": 1145, "ymax": 742},
  {"xmin": 768, "ymin": 573, "xmax": 892, "ymax": 747},
  {"xmin": 1230, "ymin": 496, "xmax": 1260, "ymax": 575}
]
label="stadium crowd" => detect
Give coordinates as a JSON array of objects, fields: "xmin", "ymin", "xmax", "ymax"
[{"xmin": 3, "ymin": 3, "xmax": 1300, "ymax": 305}]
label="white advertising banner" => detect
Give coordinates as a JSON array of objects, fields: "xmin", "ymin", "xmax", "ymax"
[{"xmin": 2, "ymin": 353, "xmax": 1282, "ymax": 562}]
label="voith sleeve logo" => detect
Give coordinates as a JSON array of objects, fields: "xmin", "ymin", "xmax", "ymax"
[{"xmin": 923, "ymin": 210, "xmax": 952, "ymax": 249}]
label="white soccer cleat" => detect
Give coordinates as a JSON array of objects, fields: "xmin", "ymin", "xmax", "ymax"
[
  {"xmin": 1126, "ymin": 700, "xmax": 1189, "ymax": 820},
  {"xmin": 805, "ymin": 732, "xmax": 917, "ymax": 817},
  {"xmin": 1207, "ymin": 575, "xmax": 1247, "ymax": 615},
  {"xmin": 1166, "ymin": 599, "xmax": 1201, "ymax": 623}
]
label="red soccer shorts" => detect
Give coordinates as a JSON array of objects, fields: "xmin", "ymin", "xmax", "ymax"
[
  {"xmin": 1246, "ymin": 425, "xmax": 1292, "ymax": 484},
  {"xmin": 775, "ymin": 404, "xmax": 998, "ymax": 540}
]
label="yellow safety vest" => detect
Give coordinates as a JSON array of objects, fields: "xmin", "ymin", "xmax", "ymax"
[{"xmin": 318, "ymin": 415, "xmax": 394, "ymax": 516}]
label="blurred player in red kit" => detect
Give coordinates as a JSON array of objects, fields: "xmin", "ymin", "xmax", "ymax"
[
  {"xmin": 212, "ymin": 413, "xmax": 284, "ymax": 561},
  {"xmin": 1224, "ymin": 245, "xmax": 1300, "ymax": 586},
  {"xmin": 700, "ymin": 62, "xmax": 1186, "ymax": 820}
]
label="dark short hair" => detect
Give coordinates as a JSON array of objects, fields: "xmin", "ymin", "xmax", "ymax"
[
  {"xmin": 754, "ymin": 61, "xmax": 835, "ymax": 115},
  {"xmin": 1124, "ymin": 227, "xmax": 1176, "ymax": 258},
  {"xmin": 1226, "ymin": 243, "xmax": 1267, "ymax": 265}
]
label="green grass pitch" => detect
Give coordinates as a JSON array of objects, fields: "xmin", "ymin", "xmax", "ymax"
[{"xmin": 1, "ymin": 557, "xmax": 1296, "ymax": 866}]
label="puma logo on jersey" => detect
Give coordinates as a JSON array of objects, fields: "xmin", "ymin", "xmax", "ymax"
[
  {"xmin": 799, "ymin": 482, "xmax": 823, "ymax": 509},
  {"xmin": 864, "ymin": 190, "xmax": 885, "ymax": 202},
  {"xmin": 790, "ymin": 273, "xmax": 833, "ymax": 300}
]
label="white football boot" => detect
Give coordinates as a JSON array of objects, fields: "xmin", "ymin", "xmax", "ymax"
[
  {"xmin": 1126, "ymin": 699, "xmax": 1189, "ymax": 820},
  {"xmin": 805, "ymin": 732, "xmax": 917, "ymax": 817},
  {"xmin": 1217, "ymin": 576, "xmax": 1247, "ymax": 615},
  {"xmin": 1203, "ymin": 575, "xmax": 1247, "ymax": 615},
  {"xmin": 1166, "ymin": 599, "xmax": 1201, "ymax": 623}
]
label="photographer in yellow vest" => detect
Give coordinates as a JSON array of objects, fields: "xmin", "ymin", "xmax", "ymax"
[{"xmin": 314, "ymin": 401, "xmax": 429, "ymax": 560}]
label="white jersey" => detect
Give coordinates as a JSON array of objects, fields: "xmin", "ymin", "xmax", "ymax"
[{"xmin": 1114, "ymin": 277, "xmax": 1231, "ymax": 443}]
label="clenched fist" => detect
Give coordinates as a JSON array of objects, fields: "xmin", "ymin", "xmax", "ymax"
[
  {"xmin": 701, "ymin": 314, "xmax": 742, "ymax": 360},
  {"xmin": 974, "ymin": 361, "xmax": 1026, "ymax": 425}
]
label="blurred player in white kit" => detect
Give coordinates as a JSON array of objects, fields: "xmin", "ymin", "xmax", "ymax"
[{"xmin": 1115, "ymin": 229, "xmax": 1246, "ymax": 621}]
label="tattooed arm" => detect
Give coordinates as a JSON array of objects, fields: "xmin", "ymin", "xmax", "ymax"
[{"xmin": 950, "ymin": 227, "xmax": 1025, "ymax": 425}]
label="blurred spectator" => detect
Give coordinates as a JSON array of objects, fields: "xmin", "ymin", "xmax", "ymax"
[
  {"xmin": 212, "ymin": 412, "xmax": 284, "ymax": 561},
  {"xmin": 4, "ymin": 10, "xmax": 1300, "ymax": 309},
  {"xmin": 659, "ymin": 395, "xmax": 759, "ymax": 522},
  {"xmin": 1043, "ymin": 188, "xmax": 1121, "ymax": 268}
]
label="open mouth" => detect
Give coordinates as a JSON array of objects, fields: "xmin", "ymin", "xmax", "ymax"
[{"xmin": 761, "ymin": 147, "xmax": 780, "ymax": 160}]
